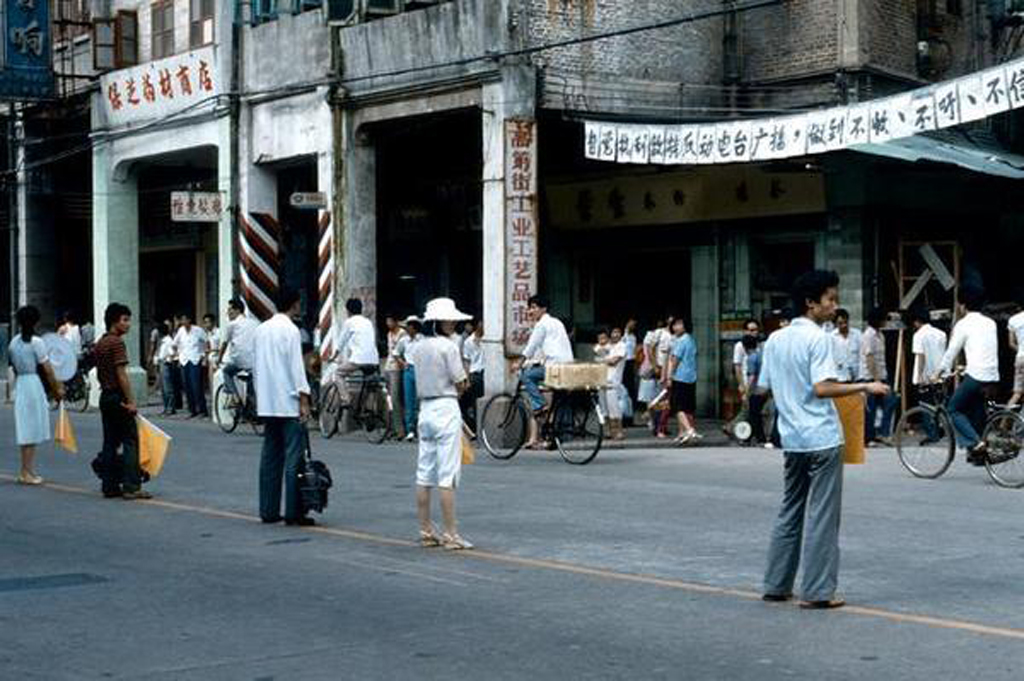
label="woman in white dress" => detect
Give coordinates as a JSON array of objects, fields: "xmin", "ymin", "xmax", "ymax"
[{"xmin": 9, "ymin": 306, "xmax": 63, "ymax": 485}]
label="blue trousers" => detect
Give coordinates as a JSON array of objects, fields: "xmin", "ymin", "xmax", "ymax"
[
  {"xmin": 865, "ymin": 390, "xmax": 897, "ymax": 441},
  {"xmin": 160, "ymin": 363, "xmax": 176, "ymax": 413},
  {"xmin": 259, "ymin": 417, "xmax": 305, "ymax": 521},
  {"xmin": 403, "ymin": 367, "xmax": 419, "ymax": 436},
  {"xmin": 948, "ymin": 376, "xmax": 993, "ymax": 449},
  {"xmin": 522, "ymin": 365, "xmax": 547, "ymax": 412},
  {"xmin": 764, "ymin": 445, "xmax": 844, "ymax": 602},
  {"xmin": 182, "ymin": 362, "xmax": 208, "ymax": 416}
]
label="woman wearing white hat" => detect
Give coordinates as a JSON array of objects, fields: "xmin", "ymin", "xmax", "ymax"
[{"xmin": 412, "ymin": 297, "xmax": 473, "ymax": 550}]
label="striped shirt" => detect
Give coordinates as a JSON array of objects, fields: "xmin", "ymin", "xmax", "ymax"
[{"xmin": 94, "ymin": 332, "xmax": 129, "ymax": 391}]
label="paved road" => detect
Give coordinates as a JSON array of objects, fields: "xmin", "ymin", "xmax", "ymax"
[{"xmin": 2, "ymin": 407, "xmax": 1023, "ymax": 680}]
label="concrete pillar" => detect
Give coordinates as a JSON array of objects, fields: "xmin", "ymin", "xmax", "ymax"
[
  {"xmin": 825, "ymin": 211, "xmax": 866, "ymax": 326},
  {"xmin": 480, "ymin": 65, "xmax": 536, "ymax": 396},
  {"xmin": 337, "ymin": 110, "xmax": 377, "ymax": 325},
  {"xmin": 691, "ymin": 243, "xmax": 720, "ymax": 417},
  {"xmin": 216, "ymin": 115, "xmax": 235, "ymax": 327},
  {"xmin": 92, "ymin": 147, "xmax": 147, "ymax": 401}
]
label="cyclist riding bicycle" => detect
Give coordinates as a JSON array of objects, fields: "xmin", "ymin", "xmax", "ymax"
[
  {"xmin": 931, "ymin": 284, "xmax": 999, "ymax": 466},
  {"xmin": 218, "ymin": 298, "xmax": 259, "ymax": 404},
  {"xmin": 328, "ymin": 298, "xmax": 380, "ymax": 400},
  {"xmin": 513, "ymin": 295, "xmax": 574, "ymax": 449}
]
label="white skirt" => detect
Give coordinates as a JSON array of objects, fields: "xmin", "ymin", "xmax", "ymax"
[{"xmin": 14, "ymin": 374, "xmax": 50, "ymax": 446}]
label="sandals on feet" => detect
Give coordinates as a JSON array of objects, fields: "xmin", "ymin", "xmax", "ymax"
[
  {"xmin": 441, "ymin": 533, "xmax": 474, "ymax": 551},
  {"xmin": 419, "ymin": 528, "xmax": 443, "ymax": 548}
]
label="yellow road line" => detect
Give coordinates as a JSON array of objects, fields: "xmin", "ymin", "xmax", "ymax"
[{"xmin": 6, "ymin": 473, "xmax": 1024, "ymax": 642}]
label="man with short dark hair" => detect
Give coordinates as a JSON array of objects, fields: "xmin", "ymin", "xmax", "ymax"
[
  {"xmin": 254, "ymin": 288, "xmax": 313, "ymax": 526},
  {"xmin": 517, "ymin": 295, "xmax": 574, "ymax": 448},
  {"xmin": 218, "ymin": 298, "xmax": 258, "ymax": 401},
  {"xmin": 830, "ymin": 308, "xmax": 861, "ymax": 383},
  {"xmin": 173, "ymin": 313, "xmax": 208, "ymax": 418},
  {"xmin": 759, "ymin": 271, "xmax": 888, "ymax": 609},
  {"xmin": 861, "ymin": 307, "xmax": 896, "ymax": 446},
  {"xmin": 94, "ymin": 302, "xmax": 149, "ymax": 499},
  {"xmin": 933, "ymin": 284, "xmax": 999, "ymax": 464}
]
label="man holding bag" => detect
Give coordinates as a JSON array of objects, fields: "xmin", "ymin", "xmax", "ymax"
[{"xmin": 757, "ymin": 271, "xmax": 888, "ymax": 610}]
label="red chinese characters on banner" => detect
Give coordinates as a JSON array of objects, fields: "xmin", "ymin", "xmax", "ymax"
[
  {"xmin": 102, "ymin": 49, "xmax": 217, "ymax": 121},
  {"xmin": 505, "ymin": 119, "xmax": 538, "ymax": 353}
]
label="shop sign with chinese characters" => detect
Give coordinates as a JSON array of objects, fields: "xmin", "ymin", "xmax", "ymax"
[
  {"xmin": 170, "ymin": 191, "xmax": 223, "ymax": 223},
  {"xmin": 101, "ymin": 46, "xmax": 217, "ymax": 127},
  {"xmin": 0, "ymin": 0, "xmax": 56, "ymax": 99},
  {"xmin": 505, "ymin": 119, "xmax": 538, "ymax": 353}
]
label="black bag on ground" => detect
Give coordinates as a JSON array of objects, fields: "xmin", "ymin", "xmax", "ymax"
[{"xmin": 298, "ymin": 430, "xmax": 332, "ymax": 515}]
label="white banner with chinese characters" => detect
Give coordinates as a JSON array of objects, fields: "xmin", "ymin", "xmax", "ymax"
[
  {"xmin": 584, "ymin": 56, "xmax": 1024, "ymax": 166},
  {"xmin": 170, "ymin": 191, "xmax": 224, "ymax": 223},
  {"xmin": 505, "ymin": 119, "xmax": 538, "ymax": 353},
  {"xmin": 101, "ymin": 46, "xmax": 218, "ymax": 127}
]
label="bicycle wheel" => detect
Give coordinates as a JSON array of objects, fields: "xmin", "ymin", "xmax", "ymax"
[
  {"xmin": 318, "ymin": 383, "xmax": 341, "ymax": 439},
  {"xmin": 67, "ymin": 376, "xmax": 89, "ymax": 412},
  {"xmin": 894, "ymin": 405, "xmax": 955, "ymax": 479},
  {"xmin": 214, "ymin": 384, "xmax": 240, "ymax": 434},
  {"xmin": 983, "ymin": 410, "xmax": 1024, "ymax": 489},
  {"xmin": 553, "ymin": 392, "xmax": 603, "ymax": 465},
  {"xmin": 480, "ymin": 393, "xmax": 528, "ymax": 460},
  {"xmin": 361, "ymin": 384, "xmax": 391, "ymax": 445}
]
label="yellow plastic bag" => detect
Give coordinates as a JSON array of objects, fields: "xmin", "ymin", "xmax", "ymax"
[
  {"xmin": 137, "ymin": 415, "xmax": 172, "ymax": 477},
  {"xmin": 461, "ymin": 433, "xmax": 476, "ymax": 465},
  {"xmin": 833, "ymin": 394, "xmax": 866, "ymax": 465},
  {"xmin": 54, "ymin": 402, "xmax": 78, "ymax": 454}
]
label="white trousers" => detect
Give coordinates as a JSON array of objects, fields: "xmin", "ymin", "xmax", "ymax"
[{"xmin": 416, "ymin": 397, "xmax": 462, "ymax": 489}]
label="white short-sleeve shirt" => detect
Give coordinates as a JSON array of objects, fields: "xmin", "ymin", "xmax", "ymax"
[
  {"xmin": 911, "ymin": 324, "xmax": 947, "ymax": 385},
  {"xmin": 1009, "ymin": 311, "xmax": 1024, "ymax": 360}
]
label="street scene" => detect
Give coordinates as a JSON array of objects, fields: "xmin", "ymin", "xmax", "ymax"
[{"xmin": 4, "ymin": 0, "xmax": 1024, "ymax": 678}]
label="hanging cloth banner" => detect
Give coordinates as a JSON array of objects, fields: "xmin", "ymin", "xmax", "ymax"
[{"xmin": 584, "ymin": 57, "xmax": 1024, "ymax": 166}]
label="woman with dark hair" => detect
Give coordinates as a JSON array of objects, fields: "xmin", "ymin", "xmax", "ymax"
[{"xmin": 8, "ymin": 305, "xmax": 64, "ymax": 484}]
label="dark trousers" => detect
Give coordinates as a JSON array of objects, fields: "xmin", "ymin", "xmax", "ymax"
[
  {"xmin": 623, "ymin": 360, "xmax": 637, "ymax": 426},
  {"xmin": 182, "ymin": 362, "xmax": 208, "ymax": 416},
  {"xmin": 169, "ymin": 363, "xmax": 183, "ymax": 409},
  {"xmin": 748, "ymin": 392, "xmax": 768, "ymax": 443},
  {"xmin": 99, "ymin": 389, "xmax": 141, "ymax": 494},
  {"xmin": 948, "ymin": 376, "xmax": 996, "ymax": 449},
  {"xmin": 865, "ymin": 389, "xmax": 897, "ymax": 442},
  {"xmin": 460, "ymin": 370, "xmax": 484, "ymax": 431},
  {"xmin": 259, "ymin": 417, "xmax": 306, "ymax": 521}
]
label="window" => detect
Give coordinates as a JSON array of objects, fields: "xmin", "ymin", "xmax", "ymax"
[
  {"xmin": 92, "ymin": 11, "xmax": 137, "ymax": 70},
  {"xmin": 253, "ymin": 0, "xmax": 277, "ymax": 24},
  {"xmin": 151, "ymin": 0, "xmax": 175, "ymax": 60},
  {"xmin": 190, "ymin": 0, "xmax": 214, "ymax": 47}
]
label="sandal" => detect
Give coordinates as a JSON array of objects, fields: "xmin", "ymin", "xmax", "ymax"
[
  {"xmin": 419, "ymin": 528, "xmax": 443, "ymax": 548},
  {"xmin": 16, "ymin": 472, "xmax": 43, "ymax": 485},
  {"xmin": 441, "ymin": 533, "xmax": 474, "ymax": 551}
]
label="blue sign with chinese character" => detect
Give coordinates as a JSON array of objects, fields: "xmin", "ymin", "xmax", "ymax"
[{"xmin": 0, "ymin": 0, "xmax": 54, "ymax": 100}]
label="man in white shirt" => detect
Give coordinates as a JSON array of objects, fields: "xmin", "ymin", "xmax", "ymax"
[
  {"xmin": 57, "ymin": 310, "xmax": 83, "ymax": 359},
  {"xmin": 332, "ymin": 298, "xmax": 379, "ymax": 372},
  {"xmin": 218, "ymin": 298, "xmax": 260, "ymax": 401},
  {"xmin": 933, "ymin": 285, "xmax": 1000, "ymax": 464},
  {"xmin": 412, "ymin": 298, "xmax": 472, "ymax": 550},
  {"xmin": 830, "ymin": 309, "xmax": 862, "ymax": 383},
  {"xmin": 460, "ymin": 319, "xmax": 485, "ymax": 433},
  {"xmin": 726, "ymin": 318, "xmax": 761, "ymax": 437},
  {"xmin": 254, "ymin": 287, "xmax": 312, "ymax": 526},
  {"xmin": 861, "ymin": 308, "xmax": 896, "ymax": 445},
  {"xmin": 174, "ymin": 313, "xmax": 209, "ymax": 418},
  {"xmin": 909, "ymin": 307, "xmax": 947, "ymax": 442},
  {"xmin": 600, "ymin": 328, "xmax": 628, "ymax": 440},
  {"xmin": 1008, "ymin": 306, "xmax": 1024, "ymax": 408},
  {"xmin": 517, "ymin": 295, "xmax": 574, "ymax": 448}
]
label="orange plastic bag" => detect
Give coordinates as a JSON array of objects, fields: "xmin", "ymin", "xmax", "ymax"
[
  {"xmin": 833, "ymin": 394, "xmax": 866, "ymax": 465},
  {"xmin": 54, "ymin": 402, "xmax": 78, "ymax": 454},
  {"xmin": 137, "ymin": 415, "xmax": 172, "ymax": 477},
  {"xmin": 461, "ymin": 433, "xmax": 476, "ymax": 465}
]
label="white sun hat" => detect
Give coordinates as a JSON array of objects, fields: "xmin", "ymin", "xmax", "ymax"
[
  {"xmin": 423, "ymin": 297, "xmax": 472, "ymax": 322},
  {"xmin": 402, "ymin": 315, "xmax": 421, "ymax": 326}
]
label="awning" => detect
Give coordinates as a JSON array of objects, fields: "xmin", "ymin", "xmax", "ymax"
[{"xmin": 850, "ymin": 131, "xmax": 1024, "ymax": 180}]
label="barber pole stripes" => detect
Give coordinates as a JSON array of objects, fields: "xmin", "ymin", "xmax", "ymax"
[
  {"xmin": 318, "ymin": 210, "xmax": 334, "ymax": 360},
  {"xmin": 238, "ymin": 212, "xmax": 281, "ymax": 321}
]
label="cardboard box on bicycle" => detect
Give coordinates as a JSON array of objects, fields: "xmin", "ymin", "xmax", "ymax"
[
  {"xmin": 833, "ymin": 393, "xmax": 866, "ymax": 465},
  {"xmin": 545, "ymin": 363, "xmax": 607, "ymax": 391}
]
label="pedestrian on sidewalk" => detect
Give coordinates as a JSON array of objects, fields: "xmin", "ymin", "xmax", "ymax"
[
  {"xmin": 758, "ymin": 270, "xmax": 888, "ymax": 609},
  {"xmin": 9, "ymin": 305, "xmax": 64, "ymax": 485},
  {"xmin": 156, "ymin": 322, "xmax": 177, "ymax": 415},
  {"xmin": 384, "ymin": 314, "xmax": 408, "ymax": 438},
  {"xmin": 622, "ymin": 319, "xmax": 639, "ymax": 427},
  {"xmin": 664, "ymin": 317, "xmax": 699, "ymax": 445},
  {"xmin": 725, "ymin": 318, "xmax": 761, "ymax": 439},
  {"xmin": 1007, "ymin": 302, "xmax": 1024, "ymax": 409},
  {"xmin": 460, "ymin": 318, "xmax": 485, "ymax": 433},
  {"xmin": 598, "ymin": 328, "xmax": 627, "ymax": 440},
  {"xmin": 830, "ymin": 309, "xmax": 861, "ymax": 383},
  {"xmin": 395, "ymin": 317, "xmax": 423, "ymax": 442},
  {"xmin": 173, "ymin": 313, "xmax": 208, "ymax": 418},
  {"xmin": 861, "ymin": 308, "xmax": 896, "ymax": 446},
  {"xmin": 253, "ymin": 287, "xmax": 313, "ymax": 526},
  {"xmin": 413, "ymin": 298, "xmax": 473, "ymax": 550},
  {"xmin": 95, "ymin": 303, "xmax": 149, "ymax": 499}
]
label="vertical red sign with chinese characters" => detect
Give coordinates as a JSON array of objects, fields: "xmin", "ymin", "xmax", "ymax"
[{"xmin": 505, "ymin": 119, "xmax": 538, "ymax": 353}]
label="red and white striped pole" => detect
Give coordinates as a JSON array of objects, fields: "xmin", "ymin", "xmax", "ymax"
[{"xmin": 237, "ymin": 211, "xmax": 281, "ymax": 320}]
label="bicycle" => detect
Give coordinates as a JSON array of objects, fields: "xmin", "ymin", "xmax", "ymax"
[
  {"xmin": 50, "ymin": 368, "xmax": 90, "ymax": 413},
  {"xmin": 318, "ymin": 368, "xmax": 393, "ymax": 444},
  {"xmin": 214, "ymin": 371, "xmax": 263, "ymax": 435},
  {"xmin": 894, "ymin": 381, "xmax": 1024, "ymax": 488},
  {"xmin": 479, "ymin": 375, "xmax": 605, "ymax": 465}
]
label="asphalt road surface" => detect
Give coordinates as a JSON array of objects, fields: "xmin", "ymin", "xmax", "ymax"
[{"xmin": 2, "ymin": 407, "xmax": 1023, "ymax": 680}]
